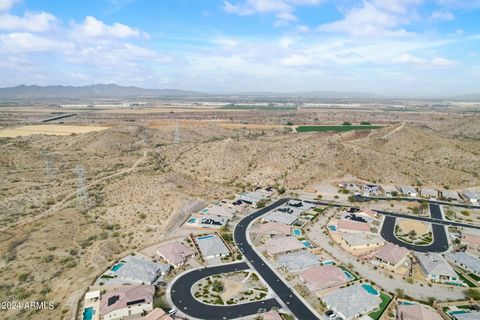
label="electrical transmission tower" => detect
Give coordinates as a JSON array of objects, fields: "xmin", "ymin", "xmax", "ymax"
[
  {"xmin": 74, "ymin": 165, "xmax": 90, "ymax": 212},
  {"xmin": 41, "ymin": 150, "xmax": 55, "ymax": 179},
  {"xmin": 173, "ymin": 122, "xmax": 181, "ymax": 144}
]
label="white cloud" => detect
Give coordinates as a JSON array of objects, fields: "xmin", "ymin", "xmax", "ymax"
[
  {"xmin": 317, "ymin": 1, "xmax": 420, "ymax": 37},
  {"xmin": 224, "ymin": 0, "xmax": 321, "ymax": 23},
  {"xmin": 0, "ymin": 32, "xmax": 73, "ymax": 52},
  {"xmin": 0, "ymin": 0, "xmax": 19, "ymax": 12},
  {"xmin": 394, "ymin": 53, "xmax": 458, "ymax": 68},
  {"xmin": 0, "ymin": 11, "xmax": 57, "ymax": 32},
  {"xmin": 72, "ymin": 16, "xmax": 148, "ymax": 40},
  {"xmin": 430, "ymin": 11, "xmax": 454, "ymax": 21}
]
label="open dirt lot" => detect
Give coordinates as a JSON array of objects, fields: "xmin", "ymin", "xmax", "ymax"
[
  {"xmin": 398, "ymin": 219, "xmax": 429, "ymax": 235},
  {"xmin": 0, "ymin": 124, "xmax": 110, "ymax": 137}
]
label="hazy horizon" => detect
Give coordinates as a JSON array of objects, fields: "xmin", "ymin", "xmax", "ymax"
[{"xmin": 1, "ymin": 0, "xmax": 479, "ymax": 97}]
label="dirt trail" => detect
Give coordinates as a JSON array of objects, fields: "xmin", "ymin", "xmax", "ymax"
[{"xmin": 382, "ymin": 122, "xmax": 405, "ymax": 139}]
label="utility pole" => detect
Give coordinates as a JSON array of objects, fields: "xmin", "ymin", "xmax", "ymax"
[{"xmin": 173, "ymin": 122, "xmax": 181, "ymax": 144}]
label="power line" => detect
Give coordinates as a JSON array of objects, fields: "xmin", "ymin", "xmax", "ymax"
[{"xmin": 73, "ymin": 165, "xmax": 90, "ymax": 212}]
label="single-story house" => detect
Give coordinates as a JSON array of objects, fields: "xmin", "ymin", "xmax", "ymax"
[
  {"xmin": 264, "ymin": 236, "xmax": 304, "ymax": 256},
  {"xmin": 262, "ymin": 210, "xmax": 298, "ymax": 225},
  {"xmin": 277, "ymin": 251, "xmax": 321, "ymax": 272},
  {"xmin": 321, "ymin": 284, "xmax": 382, "ymax": 320},
  {"xmin": 113, "ymin": 255, "xmax": 170, "ymax": 285},
  {"xmin": 441, "ymin": 190, "xmax": 461, "ymax": 201},
  {"xmin": 341, "ymin": 233, "xmax": 385, "ymax": 251},
  {"xmin": 420, "ymin": 188, "xmax": 438, "ymax": 199},
  {"xmin": 250, "ymin": 221, "xmax": 291, "ymax": 236},
  {"xmin": 156, "ymin": 241, "xmax": 196, "ymax": 268},
  {"xmin": 142, "ymin": 308, "xmax": 174, "ymax": 320},
  {"xmin": 195, "ymin": 234, "xmax": 230, "ymax": 259},
  {"xmin": 399, "ymin": 186, "xmax": 418, "ymax": 197},
  {"xmin": 445, "ymin": 251, "xmax": 480, "ymax": 276},
  {"xmin": 460, "ymin": 190, "xmax": 479, "ymax": 204},
  {"xmin": 396, "ymin": 302, "xmax": 442, "ymax": 320},
  {"xmin": 382, "ymin": 185, "xmax": 400, "ymax": 196},
  {"xmin": 416, "ymin": 253, "xmax": 462, "ymax": 285},
  {"xmin": 362, "ymin": 184, "xmax": 382, "ymax": 196},
  {"xmin": 373, "ymin": 243, "xmax": 410, "ymax": 270},
  {"xmin": 100, "ymin": 285, "xmax": 155, "ymax": 320},
  {"xmin": 300, "ymin": 265, "xmax": 350, "ymax": 292},
  {"xmin": 337, "ymin": 220, "xmax": 371, "ymax": 233}
]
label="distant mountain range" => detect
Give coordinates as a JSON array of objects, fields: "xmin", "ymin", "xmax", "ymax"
[
  {"xmin": 0, "ymin": 84, "xmax": 203, "ymax": 98},
  {"xmin": 0, "ymin": 84, "xmax": 478, "ymax": 101}
]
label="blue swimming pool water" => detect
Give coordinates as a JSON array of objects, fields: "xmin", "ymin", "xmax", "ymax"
[
  {"xmin": 322, "ymin": 260, "xmax": 334, "ymax": 265},
  {"xmin": 83, "ymin": 307, "xmax": 94, "ymax": 320},
  {"xmin": 293, "ymin": 229, "xmax": 302, "ymax": 236},
  {"xmin": 449, "ymin": 310, "xmax": 468, "ymax": 315},
  {"xmin": 197, "ymin": 235, "xmax": 214, "ymax": 240},
  {"xmin": 111, "ymin": 263, "xmax": 124, "ymax": 272},
  {"xmin": 188, "ymin": 218, "xmax": 197, "ymax": 223},
  {"xmin": 399, "ymin": 301, "xmax": 414, "ymax": 305},
  {"xmin": 201, "ymin": 209, "xmax": 208, "ymax": 213},
  {"xmin": 301, "ymin": 240, "xmax": 312, "ymax": 248},
  {"xmin": 343, "ymin": 271, "xmax": 354, "ymax": 280},
  {"xmin": 362, "ymin": 284, "xmax": 379, "ymax": 295},
  {"xmin": 328, "ymin": 225, "xmax": 336, "ymax": 231}
]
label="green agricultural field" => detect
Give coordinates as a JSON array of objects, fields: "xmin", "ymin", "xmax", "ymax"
[{"xmin": 295, "ymin": 125, "xmax": 382, "ymax": 132}]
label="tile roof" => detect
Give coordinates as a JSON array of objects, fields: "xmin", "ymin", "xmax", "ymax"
[
  {"xmin": 374, "ymin": 243, "xmax": 409, "ymax": 266},
  {"xmin": 100, "ymin": 285, "xmax": 155, "ymax": 317},
  {"xmin": 300, "ymin": 265, "xmax": 348, "ymax": 292},
  {"xmin": 156, "ymin": 241, "xmax": 195, "ymax": 266}
]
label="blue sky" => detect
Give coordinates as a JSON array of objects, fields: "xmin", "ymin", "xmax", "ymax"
[{"xmin": 0, "ymin": 0, "xmax": 479, "ymax": 97}]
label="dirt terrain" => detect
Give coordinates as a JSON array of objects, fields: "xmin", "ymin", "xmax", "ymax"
[{"xmin": 0, "ymin": 105, "xmax": 479, "ymax": 319}]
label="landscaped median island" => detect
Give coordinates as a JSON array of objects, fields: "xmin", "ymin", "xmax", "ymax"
[
  {"xmin": 192, "ymin": 271, "xmax": 269, "ymax": 305},
  {"xmin": 295, "ymin": 124, "xmax": 383, "ymax": 132}
]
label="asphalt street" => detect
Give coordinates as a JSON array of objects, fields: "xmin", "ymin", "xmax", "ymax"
[
  {"xmin": 234, "ymin": 198, "xmax": 320, "ymax": 320},
  {"xmin": 169, "ymin": 262, "xmax": 281, "ymax": 320},
  {"xmin": 380, "ymin": 204, "xmax": 450, "ymax": 252}
]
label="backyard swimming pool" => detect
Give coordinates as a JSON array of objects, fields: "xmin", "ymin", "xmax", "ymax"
[
  {"xmin": 328, "ymin": 225, "xmax": 336, "ymax": 231},
  {"xmin": 188, "ymin": 218, "xmax": 197, "ymax": 223},
  {"xmin": 362, "ymin": 284, "xmax": 379, "ymax": 295},
  {"xmin": 343, "ymin": 271, "xmax": 354, "ymax": 280},
  {"xmin": 83, "ymin": 307, "xmax": 94, "ymax": 320},
  {"xmin": 111, "ymin": 262, "xmax": 124, "ymax": 272},
  {"xmin": 301, "ymin": 240, "xmax": 312, "ymax": 248},
  {"xmin": 197, "ymin": 235, "xmax": 214, "ymax": 240},
  {"xmin": 292, "ymin": 229, "xmax": 302, "ymax": 236},
  {"xmin": 322, "ymin": 260, "xmax": 334, "ymax": 265}
]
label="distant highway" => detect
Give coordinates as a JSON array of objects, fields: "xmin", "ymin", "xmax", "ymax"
[{"xmin": 37, "ymin": 113, "xmax": 77, "ymax": 123}]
